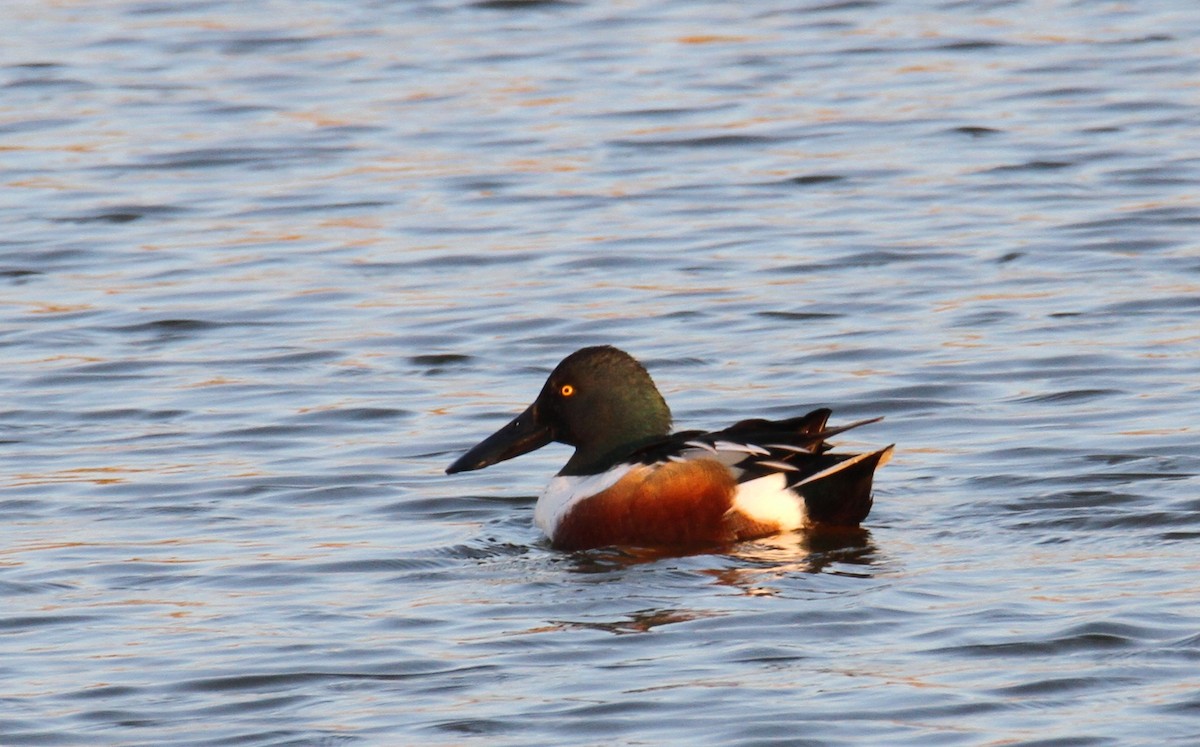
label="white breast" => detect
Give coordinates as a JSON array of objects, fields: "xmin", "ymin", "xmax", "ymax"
[{"xmin": 534, "ymin": 464, "xmax": 636, "ymax": 538}]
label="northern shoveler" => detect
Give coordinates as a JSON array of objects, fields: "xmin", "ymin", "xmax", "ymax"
[{"xmin": 446, "ymin": 346, "xmax": 893, "ymax": 551}]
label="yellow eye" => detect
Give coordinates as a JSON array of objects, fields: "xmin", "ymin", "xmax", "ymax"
[{"xmin": 560, "ymin": 384, "xmax": 575, "ymax": 397}]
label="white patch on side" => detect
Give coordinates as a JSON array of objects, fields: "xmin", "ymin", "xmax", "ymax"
[
  {"xmin": 729, "ymin": 473, "xmax": 806, "ymax": 530},
  {"xmin": 534, "ymin": 464, "xmax": 636, "ymax": 538}
]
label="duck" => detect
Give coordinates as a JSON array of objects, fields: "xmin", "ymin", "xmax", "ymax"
[{"xmin": 446, "ymin": 345, "xmax": 892, "ymax": 551}]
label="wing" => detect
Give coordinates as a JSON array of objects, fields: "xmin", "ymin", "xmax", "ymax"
[
  {"xmin": 624, "ymin": 408, "xmax": 890, "ymax": 526},
  {"xmin": 628, "ymin": 408, "xmax": 880, "ymax": 477}
]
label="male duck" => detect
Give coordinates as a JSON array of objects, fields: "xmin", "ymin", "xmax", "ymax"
[{"xmin": 446, "ymin": 346, "xmax": 892, "ymax": 551}]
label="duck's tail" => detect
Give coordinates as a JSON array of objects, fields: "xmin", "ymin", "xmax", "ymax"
[{"xmin": 791, "ymin": 445, "xmax": 894, "ymax": 526}]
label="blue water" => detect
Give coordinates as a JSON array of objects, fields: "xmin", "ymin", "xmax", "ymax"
[{"xmin": 3, "ymin": 1, "xmax": 1199, "ymax": 745}]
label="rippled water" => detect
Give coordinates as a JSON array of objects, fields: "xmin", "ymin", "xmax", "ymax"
[{"xmin": 3, "ymin": 1, "xmax": 1199, "ymax": 744}]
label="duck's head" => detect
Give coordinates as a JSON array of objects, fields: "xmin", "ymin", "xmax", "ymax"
[{"xmin": 446, "ymin": 346, "xmax": 672, "ymax": 476}]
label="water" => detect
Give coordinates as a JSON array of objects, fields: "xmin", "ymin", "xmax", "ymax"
[{"xmin": 3, "ymin": 0, "xmax": 1199, "ymax": 744}]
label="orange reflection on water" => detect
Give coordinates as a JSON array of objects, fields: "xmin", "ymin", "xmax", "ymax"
[{"xmin": 677, "ymin": 35, "xmax": 752, "ymax": 45}]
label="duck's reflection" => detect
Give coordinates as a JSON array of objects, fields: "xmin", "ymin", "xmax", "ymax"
[
  {"xmin": 704, "ymin": 528, "xmax": 879, "ymax": 596},
  {"xmin": 557, "ymin": 527, "xmax": 880, "ymax": 608},
  {"xmin": 545, "ymin": 607, "xmax": 718, "ymax": 635}
]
